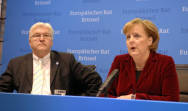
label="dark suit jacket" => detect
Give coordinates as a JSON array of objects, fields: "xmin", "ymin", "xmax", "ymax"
[
  {"xmin": 107, "ymin": 51, "xmax": 179, "ymax": 101},
  {"xmin": 0, "ymin": 51, "xmax": 102, "ymax": 96}
]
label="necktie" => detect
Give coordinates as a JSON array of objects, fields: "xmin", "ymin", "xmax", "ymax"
[
  {"xmin": 31, "ymin": 60, "xmax": 44, "ymax": 95},
  {"xmin": 41, "ymin": 69, "xmax": 50, "ymax": 95}
]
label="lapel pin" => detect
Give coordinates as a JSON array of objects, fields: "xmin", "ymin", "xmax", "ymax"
[{"xmin": 56, "ymin": 61, "xmax": 59, "ymax": 66}]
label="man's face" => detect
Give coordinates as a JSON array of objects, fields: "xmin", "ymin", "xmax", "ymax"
[{"xmin": 29, "ymin": 26, "xmax": 53, "ymax": 55}]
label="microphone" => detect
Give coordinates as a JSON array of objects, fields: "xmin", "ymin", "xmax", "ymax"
[{"xmin": 96, "ymin": 69, "xmax": 119, "ymax": 97}]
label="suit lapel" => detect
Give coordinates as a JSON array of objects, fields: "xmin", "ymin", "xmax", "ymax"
[
  {"xmin": 50, "ymin": 51, "xmax": 59, "ymax": 86},
  {"xmin": 25, "ymin": 54, "xmax": 33, "ymax": 92}
]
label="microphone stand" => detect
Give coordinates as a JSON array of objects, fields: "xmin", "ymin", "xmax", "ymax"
[{"xmin": 96, "ymin": 69, "xmax": 119, "ymax": 97}]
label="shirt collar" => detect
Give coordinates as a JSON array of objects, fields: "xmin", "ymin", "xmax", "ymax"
[{"xmin": 33, "ymin": 53, "xmax": 50, "ymax": 62}]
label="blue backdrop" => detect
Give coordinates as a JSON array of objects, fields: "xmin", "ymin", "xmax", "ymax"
[{"xmin": 1, "ymin": 0, "xmax": 188, "ymax": 80}]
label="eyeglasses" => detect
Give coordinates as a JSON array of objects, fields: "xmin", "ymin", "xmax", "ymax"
[{"xmin": 31, "ymin": 33, "xmax": 52, "ymax": 38}]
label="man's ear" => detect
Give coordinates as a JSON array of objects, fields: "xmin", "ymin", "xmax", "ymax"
[{"xmin": 29, "ymin": 38, "xmax": 31, "ymax": 44}]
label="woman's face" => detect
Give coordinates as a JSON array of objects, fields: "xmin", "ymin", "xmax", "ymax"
[{"xmin": 126, "ymin": 24, "xmax": 152, "ymax": 57}]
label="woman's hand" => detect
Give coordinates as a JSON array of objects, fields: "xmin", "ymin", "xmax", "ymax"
[{"xmin": 117, "ymin": 94, "xmax": 135, "ymax": 99}]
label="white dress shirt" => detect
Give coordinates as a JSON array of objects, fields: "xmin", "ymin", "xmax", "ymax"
[{"xmin": 31, "ymin": 53, "xmax": 51, "ymax": 95}]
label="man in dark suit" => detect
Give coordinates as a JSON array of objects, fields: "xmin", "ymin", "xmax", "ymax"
[{"xmin": 0, "ymin": 22, "xmax": 102, "ymax": 96}]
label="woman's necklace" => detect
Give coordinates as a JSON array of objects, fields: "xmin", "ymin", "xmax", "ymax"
[{"xmin": 136, "ymin": 66, "xmax": 144, "ymax": 71}]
